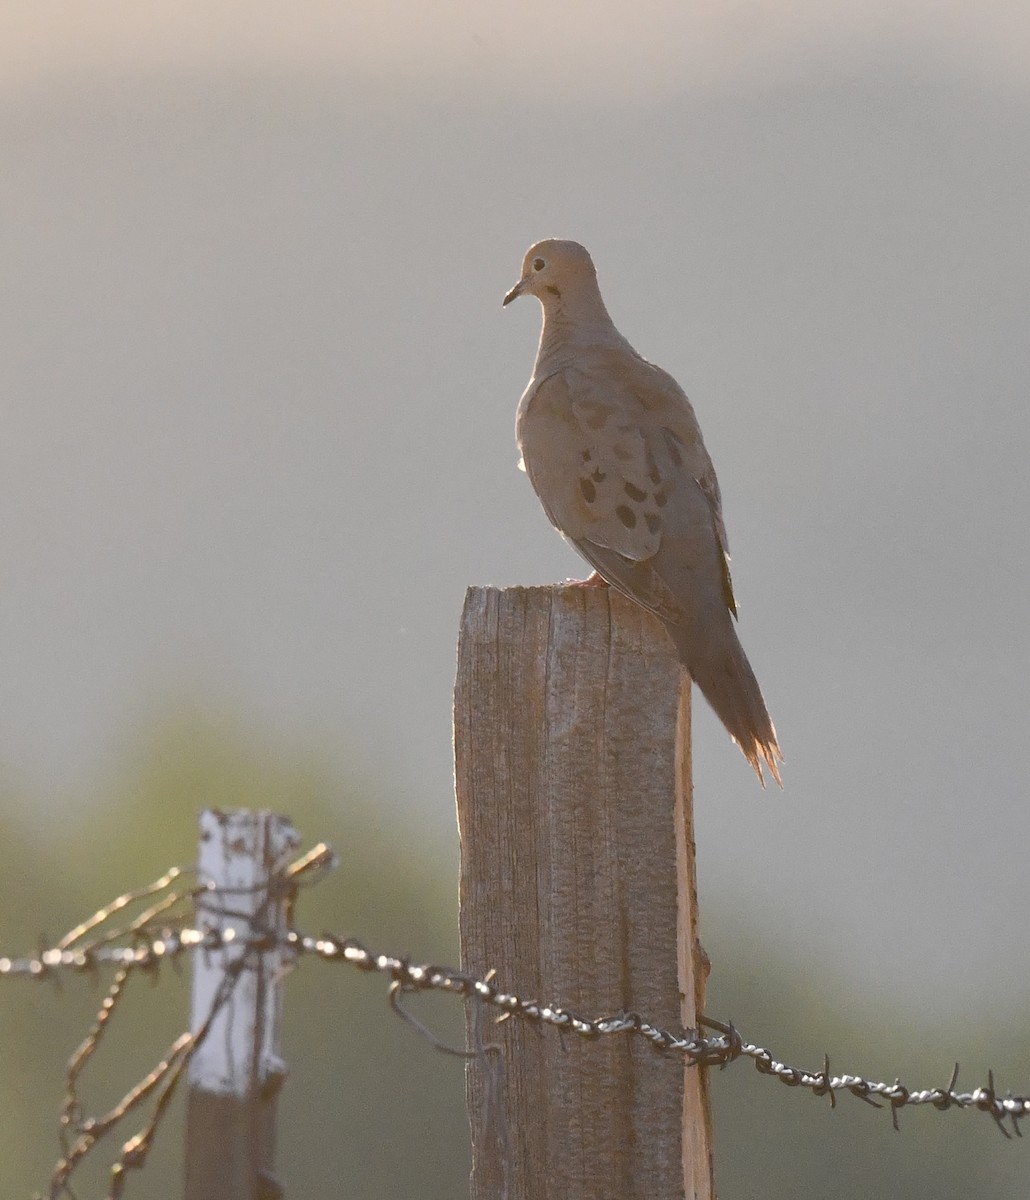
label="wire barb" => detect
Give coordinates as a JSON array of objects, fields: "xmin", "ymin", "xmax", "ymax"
[{"xmin": 3, "ymin": 851, "xmax": 1028, "ymax": 1198}]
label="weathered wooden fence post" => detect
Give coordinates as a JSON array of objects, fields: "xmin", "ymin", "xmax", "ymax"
[
  {"xmin": 184, "ymin": 809, "xmax": 299, "ymax": 1200},
  {"xmin": 454, "ymin": 585, "xmax": 714, "ymax": 1200}
]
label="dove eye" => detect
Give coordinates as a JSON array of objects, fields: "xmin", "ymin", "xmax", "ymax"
[{"xmin": 532, "ymin": 257, "xmax": 545, "ymax": 271}]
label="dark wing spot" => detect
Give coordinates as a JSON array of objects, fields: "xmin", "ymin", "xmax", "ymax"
[
  {"xmin": 654, "ymin": 489, "xmax": 669, "ymax": 508},
  {"xmin": 645, "ymin": 512, "xmax": 661, "ymax": 534},
  {"xmin": 580, "ymin": 449, "xmax": 593, "ymax": 462},
  {"xmin": 613, "ymin": 443, "xmax": 634, "ymax": 462},
  {"xmin": 624, "ymin": 481, "xmax": 647, "ymax": 502},
  {"xmin": 579, "ymin": 477, "xmax": 597, "ymax": 503},
  {"xmin": 591, "ymin": 468, "xmax": 607, "ymax": 483},
  {"xmin": 545, "ymin": 285, "xmax": 561, "ymax": 297},
  {"xmin": 615, "ymin": 504, "xmax": 637, "ymax": 529}
]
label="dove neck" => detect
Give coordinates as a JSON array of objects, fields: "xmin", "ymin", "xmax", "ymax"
[{"xmin": 536, "ymin": 290, "xmax": 625, "ymax": 366}]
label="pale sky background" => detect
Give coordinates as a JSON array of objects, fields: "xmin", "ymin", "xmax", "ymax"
[
  {"xmin": 2, "ymin": 2, "xmax": 1029, "ymax": 96},
  {"xmin": 1, "ymin": 0, "xmax": 1029, "ymax": 1023}
]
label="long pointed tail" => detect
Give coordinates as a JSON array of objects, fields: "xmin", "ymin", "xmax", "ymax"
[{"xmin": 669, "ymin": 616, "xmax": 783, "ymax": 788}]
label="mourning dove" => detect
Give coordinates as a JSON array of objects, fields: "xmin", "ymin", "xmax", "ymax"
[{"xmin": 504, "ymin": 239, "xmax": 782, "ymax": 786}]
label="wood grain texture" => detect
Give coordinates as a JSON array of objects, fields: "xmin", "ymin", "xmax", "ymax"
[{"xmin": 455, "ymin": 584, "xmax": 713, "ymax": 1200}]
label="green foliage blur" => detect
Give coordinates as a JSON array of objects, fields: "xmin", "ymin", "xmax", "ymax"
[
  {"xmin": 704, "ymin": 905, "xmax": 1030, "ymax": 1198},
  {"xmin": 0, "ymin": 710, "xmax": 468, "ymax": 1199},
  {"xmin": 1, "ymin": 711, "xmax": 1027, "ymax": 1198}
]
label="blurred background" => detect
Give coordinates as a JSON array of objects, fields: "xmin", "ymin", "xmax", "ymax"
[{"xmin": 1, "ymin": 2, "xmax": 1028, "ymax": 1196}]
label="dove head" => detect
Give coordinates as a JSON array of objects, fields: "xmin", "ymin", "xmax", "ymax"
[{"xmin": 503, "ymin": 239, "xmax": 600, "ymax": 310}]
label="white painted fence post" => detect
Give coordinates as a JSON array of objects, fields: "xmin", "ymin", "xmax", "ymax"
[{"xmin": 184, "ymin": 809, "xmax": 300, "ymax": 1200}]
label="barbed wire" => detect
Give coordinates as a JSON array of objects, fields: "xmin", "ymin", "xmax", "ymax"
[
  {"xmin": 4, "ymin": 852, "xmax": 1028, "ymax": 1138},
  {"xmin": 2, "ymin": 847, "xmax": 332, "ymax": 1199},
  {"xmin": 1, "ymin": 850, "xmax": 1026, "ymax": 1196}
]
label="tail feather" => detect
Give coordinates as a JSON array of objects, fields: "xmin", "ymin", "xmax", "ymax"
[{"xmin": 669, "ymin": 617, "xmax": 783, "ymax": 788}]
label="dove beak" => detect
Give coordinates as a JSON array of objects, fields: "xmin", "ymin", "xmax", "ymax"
[{"xmin": 502, "ymin": 278, "xmax": 527, "ymax": 306}]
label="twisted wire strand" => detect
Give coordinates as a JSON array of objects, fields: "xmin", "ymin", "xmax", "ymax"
[{"xmin": 4, "ymin": 915, "xmax": 1026, "ymax": 1137}]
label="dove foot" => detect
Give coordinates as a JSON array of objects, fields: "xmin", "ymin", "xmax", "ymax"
[{"xmin": 563, "ymin": 571, "xmax": 608, "ymax": 588}]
